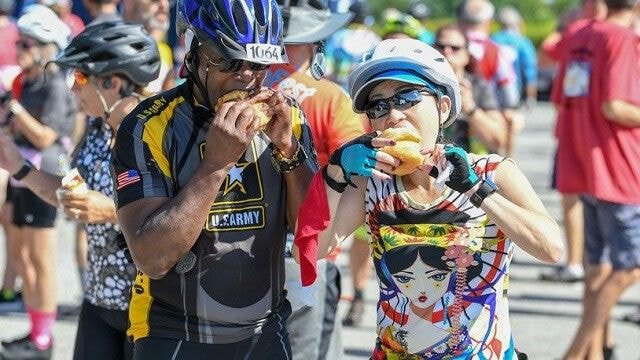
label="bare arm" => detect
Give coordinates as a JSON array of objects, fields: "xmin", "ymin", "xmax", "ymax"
[
  {"xmin": 468, "ymin": 159, "xmax": 564, "ymax": 263},
  {"xmin": 602, "ymin": 100, "xmax": 640, "ymax": 127},
  {"xmin": 467, "ymin": 109, "xmax": 507, "ymax": 153},
  {"xmin": 316, "ymin": 166, "xmax": 367, "ymax": 258},
  {"xmin": 9, "ymin": 101, "xmax": 58, "ymax": 150},
  {"xmin": 117, "ymin": 162, "xmax": 233, "ymax": 279}
]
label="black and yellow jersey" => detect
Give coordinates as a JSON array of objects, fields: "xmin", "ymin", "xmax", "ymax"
[{"xmin": 111, "ymin": 82, "xmax": 316, "ymax": 344}]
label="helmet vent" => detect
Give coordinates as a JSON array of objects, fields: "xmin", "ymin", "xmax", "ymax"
[
  {"xmin": 92, "ymin": 51, "xmax": 116, "ymax": 62},
  {"xmin": 103, "ymin": 34, "xmax": 126, "ymax": 42},
  {"xmin": 232, "ymin": 0, "xmax": 248, "ymax": 35}
]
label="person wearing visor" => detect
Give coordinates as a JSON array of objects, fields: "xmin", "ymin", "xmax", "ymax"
[
  {"xmin": 0, "ymin": 21, "xmax": 160, "ymax": 360},
  {"xmin": 293, "ymin": 39, "xmax": 562, "ymax": 359},
  {"xmin": 266, "ymin": 0, "xmax": 361, "ymax": 358},
  {"xmin": 111, "ymin": 0, "xmax": 316, "ymax": 358}
]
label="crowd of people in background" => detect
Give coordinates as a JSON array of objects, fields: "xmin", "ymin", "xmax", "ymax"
[{"xmin": 0, "ymin": 0, "xmax": 636, "ymax": 359}]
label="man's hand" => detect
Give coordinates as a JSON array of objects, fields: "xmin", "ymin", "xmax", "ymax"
[
  {"xmin": 202, "ymin": 97, "xmax": 261, "ymax": 170},
  {"xmin": 261, "ymin": 90, "xmax": 296, "ymax": 158},
  {"xmin": 0, "ymin": 128, "xmax": 25, "ymax": 175},
  {"xmin": 59, "ymin": 189, "xmax": 117, "ymax": 223}
]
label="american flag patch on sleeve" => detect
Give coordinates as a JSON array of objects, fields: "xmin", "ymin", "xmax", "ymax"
[{"xmin": 117, "ymin": 170, "xmax": 141, "ymax": 190}]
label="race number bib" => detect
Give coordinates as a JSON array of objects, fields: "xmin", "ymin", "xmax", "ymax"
[
  {"xmin": 563, "ymin": 61, "xmax": 591, "ymax": 97},
  {"xmin": 245, "ymin": 44, "xmax": 284, "ymax": 64}
]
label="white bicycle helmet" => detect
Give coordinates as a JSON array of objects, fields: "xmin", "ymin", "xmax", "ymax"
[
  {"xmin": 17, "ymin": 4, "xmax": 71, "ymax": 50},
  {"xmin": 349, "ymin": 38, "xmax": 461, "ymax": 127}
]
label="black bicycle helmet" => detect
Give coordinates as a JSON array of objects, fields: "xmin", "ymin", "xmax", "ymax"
[
  {"xmin": 54, "ymin": 21, "xmax": 160, "ymax": 86},
  {"xmin": 177, "ymin": 0, "xmax": 287, "ymax": 64}
]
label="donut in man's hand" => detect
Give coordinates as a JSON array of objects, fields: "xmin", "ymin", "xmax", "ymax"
[{"xmin": 215, "ymin": 90, "xmax": 271, "ymax": 128}]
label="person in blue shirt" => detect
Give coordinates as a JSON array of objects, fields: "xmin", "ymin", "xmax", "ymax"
[{"xmin": 491, "ymin": 6, "xmax": 538, "ymax": 106}]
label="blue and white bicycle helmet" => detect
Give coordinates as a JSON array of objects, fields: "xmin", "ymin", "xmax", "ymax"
[{"xmin": 177, "ymin": 0, "xmax": 288, "ymax": 64}]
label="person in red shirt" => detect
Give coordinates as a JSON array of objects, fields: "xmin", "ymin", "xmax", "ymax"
[
  {"xmin": 540, "ymin": 0, "xmax": 608, "ymax": 284},
  {"xmin": 559, "ymin": 1, "xmax": 640, "ymax": 358}
]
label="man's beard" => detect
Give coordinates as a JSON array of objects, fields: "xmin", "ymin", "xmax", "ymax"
[{"xmin": 143, "ymin": 13, "xmax": 170, "ymax": 33}]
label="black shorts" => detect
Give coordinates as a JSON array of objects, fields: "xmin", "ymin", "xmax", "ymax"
[
  {"xmin": 74, "ymin": 300, "xmax": 133, "ymax": 360},
  {"xmin": 134, "ymin": 301, "xmax": 292, "ymax": 360},
  {"xmin": 11, "ymin": 187, "xmax": 57, "ymax": 228}
]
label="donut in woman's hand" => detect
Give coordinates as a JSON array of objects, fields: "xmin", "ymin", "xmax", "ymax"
[{"xmin": 380, "ymin": 128, "xmax": 424, "ymax": 176}]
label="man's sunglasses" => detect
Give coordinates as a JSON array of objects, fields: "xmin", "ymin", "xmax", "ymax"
[
  {"xmin": 365, "ymin": 88, "xmax": 434, "ymax": 120},
  {"xmin": 203, "ymin": 53, "xmax": 270, "ymax": 73},
  {"xmin": 434, "ymin": 42, "xmax": 465, "ymax": 53}
]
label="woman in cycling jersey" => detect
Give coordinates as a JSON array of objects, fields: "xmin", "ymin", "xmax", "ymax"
[
  {"xmin": 294, "ymin": 39, "xmax": 563, "ymax": 359},
  {"xmin": 0, "ymin": 21, "xmax": 160, "ymax": 360}
]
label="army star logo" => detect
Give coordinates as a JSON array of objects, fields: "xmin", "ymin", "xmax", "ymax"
[{"xmin": 223, "ymin": 163, "xmax": 250, "ymax": 195}]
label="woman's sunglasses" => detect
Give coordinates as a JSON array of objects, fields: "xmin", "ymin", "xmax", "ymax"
[
  {"xmin": 203, "ymin": 53, "xmax": 270, "ymax": 73},
  {"xmin": 16, "ymin": 39, "xmax": 40, "ymax": 50},
  {"xmin": 74, "ymin": 71, "xmax": 90, "ymax": 86},
  {"xmin": 434, "ymin": 42, "xmax": 465, "ymax": 53},
  {"xmin": 365, "ymin": 88, "xmax": 434, "ymax": 120}
]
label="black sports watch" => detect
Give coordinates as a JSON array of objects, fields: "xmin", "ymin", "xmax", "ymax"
[
  {"xmin": 11, "ymin": 160, "xmax": 34, "ymax": 181},
  {"xmin": 470, "ymin": 179, "xmax": 498, "ymax": 207},
  {"xmin": 270, "ymin": 140, "xmax": 308, "ymax": 173}
]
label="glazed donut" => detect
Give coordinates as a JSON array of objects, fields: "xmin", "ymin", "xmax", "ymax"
[
  {"xmin": 216, "ymin": 90, "xmax": 271, "ymax": 128},
  {"xmin": 380, "ymin": 127, "xmax": 424, "ymax": 176}
]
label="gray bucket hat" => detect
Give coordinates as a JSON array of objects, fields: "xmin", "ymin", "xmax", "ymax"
[{"xmin": 280, "ymin": 0, "xmax": 354, "ymax": 44}]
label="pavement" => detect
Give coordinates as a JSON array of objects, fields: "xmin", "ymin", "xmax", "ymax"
[{"xmin": 1, "ymin": 102, "xmax": 639, "ymax": 359}]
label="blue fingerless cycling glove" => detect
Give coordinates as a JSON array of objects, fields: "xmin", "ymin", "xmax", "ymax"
[
  {"xmin": 429, "ymin": 145, "xmax": 480, "ymax": 193},
  {"xmin": 328, "ymin": 132, "xmax": 379, "ymax": 186}
]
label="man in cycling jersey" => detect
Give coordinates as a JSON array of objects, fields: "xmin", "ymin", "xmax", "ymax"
[{"xmin": 111, "ymin": 0, "xmax": 315, "ymax": 358}]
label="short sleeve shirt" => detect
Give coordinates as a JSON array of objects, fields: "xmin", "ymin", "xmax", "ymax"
[
  {"xmin": 112, "ymin": 82, "xmax": 317, "ymax": 343},
  {"xmin": 555, "ymin": 21, "xmax": 640, "ymax": 204},
  {"xmin": 365, "ymin": 154, "xmax": 515, "ymax": 359}
]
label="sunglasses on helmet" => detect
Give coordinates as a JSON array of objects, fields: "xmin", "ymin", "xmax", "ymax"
[{"xmin": 365, "ymin": 88, "xmax": 435, "ymax": 120}]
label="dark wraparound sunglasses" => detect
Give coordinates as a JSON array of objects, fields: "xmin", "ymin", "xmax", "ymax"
[
  {"xmin": 434, "ymin": 42, "xmax": 465, "ymax": 53},
  {"xmin": 202, "ymin": 53, "xmax": 270, "ymax": 73},
  {"xmin": 365, "ymin": 88, "xmax": 435, "ymax": 120}
]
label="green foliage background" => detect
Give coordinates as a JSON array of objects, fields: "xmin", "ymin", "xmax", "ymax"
[{"xmin": 368, "ymin": 0, "xmax": 582, "ymax": 46}]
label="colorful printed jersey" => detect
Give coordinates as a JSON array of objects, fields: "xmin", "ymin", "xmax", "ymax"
[
  {"xmin": 112, "ymin": 82, "xmax": 316, "ymax": 344},
  {"xmin": 365, "ymin": 154, "xmax": 517, "ymax": 359},
  {"xmin": 265, "ymin": 64, "xmax": 366, "ymax": 166},
  {"xmin": 73, "ymin": 119, "xmax": 136, "ymax": 311}
]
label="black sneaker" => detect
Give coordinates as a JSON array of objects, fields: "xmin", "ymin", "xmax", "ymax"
[
  {"xmin": 539, "ymin": 266, "xmax": 584, "ymax": 282},
  {"xmin": 603, "ymin": 345, "xmax": 616, "ymax": 360},
  {"xmin": 343, "ymin": 298, "xmax": 364, "ymax": 327},
  {"xmin": 622, "ymin": 307, "xmax": 640, "ymax": 326},
  {"xmin": 0, "ymin": 335, "xmax": 52, "ymax": 360}
]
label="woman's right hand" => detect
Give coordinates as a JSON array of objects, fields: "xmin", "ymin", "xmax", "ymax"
[
  {"xmin": 0, "ymin": 128, "xmax": 25, "ymax": 175},
  {"xmin": 328, "ymin": 131, "xmax": 399, "ymax": 185}
]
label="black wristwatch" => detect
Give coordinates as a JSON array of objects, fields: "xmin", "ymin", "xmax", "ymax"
[
  {"xmin": 11, "ymin": 160, "xmax": 34, "ymax": 181},
  {"xmin": 270, "ymin": 141, "xmax": 308, "ymax": 173},
  {"xmin": 469, "ymin": 179, "xmax": 498, "ymax": 207}
]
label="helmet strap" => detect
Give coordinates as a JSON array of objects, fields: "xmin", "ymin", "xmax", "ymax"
[
  {"xmin": 185, "ymin": 46, "xmax": 214, "ymax": 111},
  {"xmin": 310, "ymin": 41, "xmax": 326, "ymax": 81}
]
